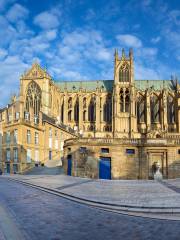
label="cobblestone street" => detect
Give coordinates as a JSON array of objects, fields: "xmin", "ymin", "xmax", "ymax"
[{"xmin": 0, "ymin": 178, "xmax": 180, "ymax": 240}]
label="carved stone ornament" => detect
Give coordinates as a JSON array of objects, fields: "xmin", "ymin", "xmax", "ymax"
[{"xmin": 23, "ymin": 63, "xmax": 51, "ymax": 79}]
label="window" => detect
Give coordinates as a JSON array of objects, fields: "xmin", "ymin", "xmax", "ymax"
[
  {"xmin": 49, "ymin": 128, "xmax": 52, "ymax": 137},
  {"xmin": 55, "ymin": 130, "xmax": 58, "ymax": 150},
  {"xmin": 14, "ymin": 129, "xmax": 18, "ymax": 144},
  {"xmin": 49, "ymin": 128, "xmax": 52, "ymax": 148},
  {"xmin": 126, "ymin": 149, "xmax": 135, "ymax": 154},
  {"xmin": 119, "ymin": 63, "xmax": 130, "ymax": 82},
  {"xmin": 15, "ymin": 112, "xmax": 20, "ymax": 120},
  {"xmin": 8, "ymin": 114, "xmax": 12, "ymax": 122},
  {"xmin": 79, "ymin": 147, "xmax": 87, "ymax": 153},
  {"xmin": 25, "ymin": 81, "xmax": 41, "ymax": 116},
  {"xmin": 24, "ymin": 112, "xmax": 30, "ymax": 121},
  {"xmin": 101, "ymin": 148, "xmax": 109, "ymax": 153},
  {"xmin": 35, "ymin": 132, "xmax": 39, "ymax": 145},
  {"xmin": 49, "ymin": 150, "xmax": 52, "ymax": 160},
  {"xmin": 27, "ymin": 130, "xmax": 31, "ymax": 144},
  {"xmin": 26, "ymin": 149, "xmax": 31, "ymax": 163},
  {"xmin": 13, "ymin": 148, "xmax": 18, "ymax": 162},
  {"xmin": 34, "ymin": 150, "xmax": 39, "ymax": 163},
  {"xmin": 68, "ymin": 110, "xmax": 72, "ymax": 121},
  {"xmin": 6, "ymin": 149, "xmax": 10, "ymax": 161},
  {"xmin": 6, "ymin": 131, "xmax": 11, "ymax": 144}
]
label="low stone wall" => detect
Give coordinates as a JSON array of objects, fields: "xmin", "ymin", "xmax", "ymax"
[{"xmin": 63, "ymin": 138, "xmax": 180, "ymax": 180}]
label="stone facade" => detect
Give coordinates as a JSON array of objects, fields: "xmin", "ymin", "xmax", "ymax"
[{"xmin": 1, "ymin": 49, "xmax": 180, "ymax": 178}]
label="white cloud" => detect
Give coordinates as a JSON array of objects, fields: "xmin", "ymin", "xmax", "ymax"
[
  {"xmin": 45, "ymin": 29, "xmax": 57, "ymax": 41},
  {"xmin": 116, "ymin": 34, "xmax": 142, "ymax": 48},
  {"xmin": 0, "ymin": 0, "xmax": 16, "ymax": 11},
  {"xmin": 168, "ymin": 10, "xmax": 180, "ymax": 26},
  {"xmin": 6, "ymin": 3, "xmax": 29, "ymax": 22},
  {"xmin": 151, "ymin": 36, "xmax": 161, "ymax": 44},
  {"xmin": 0, "ymin": 55, "xmax": 29, "ymax": 107},
  {"xmin": 34, "ymin": 11, "xmax": 60, "ymax": 29},
  {"xmin": 0, "ymin": 48, "xmax": 8, "ymax": 59}
]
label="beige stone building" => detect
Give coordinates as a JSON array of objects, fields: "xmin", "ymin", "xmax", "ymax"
[{"xmin": 1, "ymin": 49, "xmax": 180, "ymax": 179}]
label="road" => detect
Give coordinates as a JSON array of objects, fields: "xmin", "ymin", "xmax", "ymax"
[{"xmin": 0, "ymin": 178, "xmax": 180, "ymax": 240}]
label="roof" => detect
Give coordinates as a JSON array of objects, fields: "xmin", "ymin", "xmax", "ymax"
[
  {"xmin": 54, "ymin": 80, "xmax": 113, "ymax": 92},
  {"xmin": 54, "ymin": 79, "xmax": 175, "ymax": 92}
]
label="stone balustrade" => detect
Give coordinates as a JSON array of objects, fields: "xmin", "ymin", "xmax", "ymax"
[{"xmin": 65, "ymin": 137, "xmax": 180, "ymax": 146}]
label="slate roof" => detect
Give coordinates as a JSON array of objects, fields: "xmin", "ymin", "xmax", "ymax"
[{"xmin": 54, "ymin": 80, "xmax": 175, "ymax": 92}]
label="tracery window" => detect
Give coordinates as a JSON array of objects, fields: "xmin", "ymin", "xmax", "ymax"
[
  {"xmin": 150, "ymin": 95, "xmax": 160, "ymax": 123},
  {"xmin": 68, "ymin": 97, "xmax": 72, "ymax": 109},
  {"xmin": 167, "ymin": 95, "xmax": 175, "ymax": 124},
  {"xmin": 137, "ymin": 95, "xmax": 145, "ymax": 123},
  {"xmin": 83, "ymin": 97, "xmax": 86, "ymax": 108},
  {"xmin": 61, "ymin": 102, "xmax": 64, "ymax": 123},
  {"xmin": 125, "ymin": 89, "xmax": 130, "ymax": 112},
  {"xmin": 120, "ymin": 88, "xmax": 130, "ymax": 112},
  {"xmin": 68, "ymin": 110, "xmax": 72, "ymax": 121},
  {"xmin": 88, "ymin": 97, "xmax": 96, "ymax": 122},
  {"xmin": 103, "ymin": 97, "xmax": 112, "ymax": 122},
  {"xmin": 25, "ymin": 81, "xmax": 41, "ymax": 116},
  {"xmin": 120, "ymin": 88, "xmax": 124, "ymax": 112},
  {"xmin": 74, "ymin": 98, "xmax": 79, "ymax": 122},
  {"xmin": 119, "ymin": 63, "xmax": 130, "ymax": 82},
  {"xmin": 83, "ymin": 111, "xmax": 86, "ymax": 121}
]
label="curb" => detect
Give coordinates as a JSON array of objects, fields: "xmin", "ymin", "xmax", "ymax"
[{"xmin": 5, "ymin": 177, "xmax": 180, "ymax": 221}]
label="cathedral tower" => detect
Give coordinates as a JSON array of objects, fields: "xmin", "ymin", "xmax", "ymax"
[{"xmin": 113, "ymin": 49, "xmax": 138, "ymax": 138}]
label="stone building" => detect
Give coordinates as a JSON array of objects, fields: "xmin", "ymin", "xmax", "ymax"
[{"xmin": 0, "ymin": 49, "xmax": 180, "ymax": 178}]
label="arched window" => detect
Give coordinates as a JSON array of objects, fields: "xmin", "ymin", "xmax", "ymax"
[
  {"xmin": 137, "ymin": 95, "xmax": 145, "ymax": 123},
  {"xmin": 103, "ymin": 98, "xmax": 112, "ymax": 122},
  {"xmin": 61, "ymin": 101, "xmax": 64, "ymax": 122},
  {"xmin": 83, "ymin": 111, "xmax": 86, "ymax": 121},
  {"xmin": 74, "ymin": 98, "xmax": 79, "ymax": 122},
  {"xmin": 120, "ymin": 88, "xmax": 123, "ymax": 112},
  {"xmin": 68, "ymin": 97, "xmax": 72, "ymax": 109},
  {"xmin": 25, "ymin": 81, "xmax": 41, "ymax": 116},
  {"xmin": 68, "ymin": 110, "xmax": 72, "ymax": 121},
  {"xmin": 88, "ymin": 97, "xmax": 96, "ymax": 122},
  {"xmin": 83, "ymin": 97, "xmax": 86, "ymax": 108},
  {"xmin": 120, "ymin": 88, "xmax": 130, "ymax": 112},
  {"xmin": 125, "ymin": 90, "xmax": 130, "ymax": 112},
  {"xmin": 150, "ymin": 95, "xmax": 160, "ymax": 123},
  {"xmin": 119, "ymin": 63, "xmax": 130, "ymax": 82},
  {"xmin": 167, "ymin": 95, "xmax": 175, "ymax": 124}
]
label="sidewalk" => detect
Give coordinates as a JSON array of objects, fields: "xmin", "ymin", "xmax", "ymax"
[
  {"xmin": 3, "ymin": 175, "xmax": 180, "ymax": 209},
  {"xmin": 0, "ymin": 203, "xmax": 25, "ymax": 240}
]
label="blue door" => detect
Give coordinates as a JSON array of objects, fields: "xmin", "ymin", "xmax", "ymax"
[
  {"xmin": 99, "ymin": 157, "xmax": 111, "ymax": 179},
  {"xmin": 67, "ymin": 155, "xmax": 72, "ymax": 176}
]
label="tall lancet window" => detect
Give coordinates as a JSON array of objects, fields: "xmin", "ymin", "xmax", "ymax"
[
  {"xmin": 119, "ymin": 63, "xmax": 130, "ymax": 82},
  {"xmin": 150, "ymin": 95, "xmax": 160, "ymax": 123},
  {"xmin": 103, "ymin": 96, "xmax": 112, "ymax": 122},
  {"xmin": 25, "ymin": 81, "xmax": 41, "ymax": 116},
  {"xmin": 88, "ymin": 96, "xmax": 96, "ymax": 122},
  {"xmin": 120, "ymin": 88, "xmax": 124, "ymax": 112},
  {"xmin": 137, "ymin": 95, "xmax": 145, "ymax": 123},
  {"xmin": 167, "ymin": 95, "xmax": 175, "ymax": 124},
  {"xmin": 74, "ymin": 98, "xmax": 79, "ymax": 122},
  {"xmin": 125, "ymin": 89, "xmax": 130, "ymax": 112}
]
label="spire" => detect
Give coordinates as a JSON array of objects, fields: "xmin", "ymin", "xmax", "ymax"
[
  {"xmin": 114, "ymin": 48, "xmax": 118, "ymax": 61},
  {"xmin": 129, "ymin": 48, "xmax": 133, "ymax": 60},
  {"xmin": 122, "ymin": 48, "xmax": 125, "ymax": 59}
]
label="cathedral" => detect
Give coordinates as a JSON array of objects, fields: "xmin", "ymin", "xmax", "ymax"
[{"xmin": 0, "ymin": 49, "xmax": 180, "ymax": 179}]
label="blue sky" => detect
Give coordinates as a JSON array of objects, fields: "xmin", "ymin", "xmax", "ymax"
[{"xmin": 0, "ymin": 0, "xmax": 180, "ymax": 106}]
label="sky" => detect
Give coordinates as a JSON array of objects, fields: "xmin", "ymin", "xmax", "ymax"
[{"xmin": 0, "ymin": 0, "xmax": 180, "ymax": 106}]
